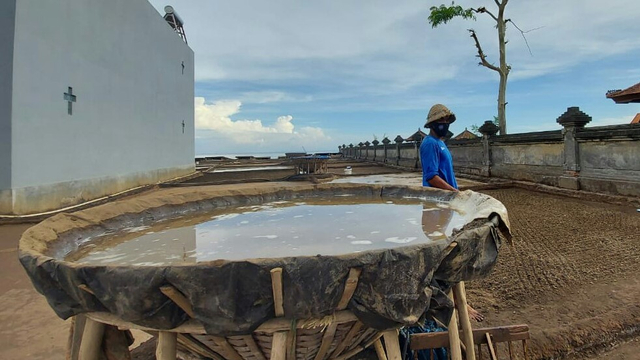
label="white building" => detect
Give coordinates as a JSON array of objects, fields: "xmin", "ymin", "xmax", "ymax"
[{"xmin": 0, "ymin": 0, "xmax": 195, "ymax": 215}]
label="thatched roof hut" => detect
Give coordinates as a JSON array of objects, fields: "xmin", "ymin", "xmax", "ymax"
[{"xmin": 405, "ymin": 129, "xmax": 427, "ymax": 142}]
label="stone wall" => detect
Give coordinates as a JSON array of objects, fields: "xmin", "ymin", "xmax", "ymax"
[{"xmin": 340, "ymin": 107, "xmax": 640, "ymax": 197}]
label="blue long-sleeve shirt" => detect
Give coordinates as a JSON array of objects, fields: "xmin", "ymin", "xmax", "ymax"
[{"xmin": 420, "ymin": 135, "xmax": 458, "ymax": 189}]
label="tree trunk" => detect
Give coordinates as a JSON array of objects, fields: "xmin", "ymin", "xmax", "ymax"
[
  {"xmin": 497, "ymin": 72, "xmax": 507, "ymax": 135},
  {"xmin": 497, "ymin": 0, "xmax": 509, "ymax": 135}
]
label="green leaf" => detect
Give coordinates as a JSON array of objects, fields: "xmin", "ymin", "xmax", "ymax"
[{"xmin": 428, "ymin": 2, "xmax": 476, "ymax": 28}]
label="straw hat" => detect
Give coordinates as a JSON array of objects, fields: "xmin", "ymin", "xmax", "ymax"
[{"xmin": 425, "ymin": 104, "xmax": 456, "ymax": 127}]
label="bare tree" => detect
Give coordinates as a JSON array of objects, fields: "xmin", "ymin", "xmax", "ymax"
[{"xmin": 429, "ymin": 1, "xmax": 511, "ymax": 135}]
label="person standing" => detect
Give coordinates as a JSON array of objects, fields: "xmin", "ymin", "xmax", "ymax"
[
  {"xmin": 420, "ymin": 103, "xmax": 484, "ymax": 317},
  {"xmin": 420, "ymin": 104, "xmax": 458, "ymax": 191}
]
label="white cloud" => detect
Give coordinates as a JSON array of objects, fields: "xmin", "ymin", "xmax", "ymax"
[
  {"xmin": 589, "ymin": 115, "xmax": 635, "ymax": 127},
  {"xmin": 193, "ymin": 97, "xmax": 332, "ymax": 153},
  {"xmin": 146, "ymin": 0, "xmax": 640, "ymax": 143},
  {"xmin": 194, "ymin": 98, "xmax": 297, "ymax": 134},
  {"xmin": 149, "ymin": 0, "xmax": 640, "ymax": 89}
]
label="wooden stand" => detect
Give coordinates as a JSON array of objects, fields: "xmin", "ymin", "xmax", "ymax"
[{"xmin": 70, "ymin": 267, "xmax": 411, "ymax": 360}]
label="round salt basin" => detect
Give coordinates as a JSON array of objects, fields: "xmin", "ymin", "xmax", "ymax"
[
  {"xmin": 66, "ymin": 198, "xmax": 467, "ymax": 266},
  {"xmin": 22, "ymin": 184, "xmax": 511, "ymax": 336}
]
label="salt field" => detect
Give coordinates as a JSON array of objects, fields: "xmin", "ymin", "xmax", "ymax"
[
  {"xmin": 211, "ymin": 166, "xmax": 293, "ymax": 173},
  {"xmin": 330, "ymin": 173, "xmax": 423, "ymax": 187}
]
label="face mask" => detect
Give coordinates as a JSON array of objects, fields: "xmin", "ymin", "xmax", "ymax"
[{"xmin": 432, "ymin": 123, "xmax": 449, "ymax": 138}]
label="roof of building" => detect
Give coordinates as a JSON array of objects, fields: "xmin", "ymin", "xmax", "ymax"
[
  {"xmin": 632, "ymin": 113, "xmax": 640, "ymax": 124},
  {"xmin": 405, "ymin": 129, "xmax": 427, "ymax": 142},
  {"xmin": 453, "ymin": 128, "xmax": 479, "ymax": 140},
  {"xmin": 606, "ymin": 82, "xmax": 640, "ymax": 104}
]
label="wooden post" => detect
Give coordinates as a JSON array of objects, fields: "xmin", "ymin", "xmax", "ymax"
[
  {"xmin": 271, "ymin": 331, "xmax": 288, "ymax": 360},
  {"xmin": 373, "ymin": 339, "xmax": 387, "ymax": 360},
  {"xmin": 453, "ymin": 282, "xmax": 476, "ymax": 360},
  {"xmin": 67, "ymin": 315, "xmax": 87, "ymax": 360},
  {"xmin": 382, "ymin": 330, "xmax": 402, "ymax": 360},
  {"xmin": 160, "ymin": 285, "xmax": 195, "ymax": 318},
  {"xmin": 447, "ymin": 291, "xmax": 463, "ymax": 360},
  {"xmin": 314, "ymin": 323, "xmax": 338, "ymax": 360},
  {"xmin": 78, "ymin": 318, "xmax": 105, "ymax": 360},
  {"xmin": 270, "ymin": 268, "xmax": 288, "ymax": 360},
  {"xmin": 156, "ymin": 331, "xmax": 178, "ymax": 360},
  {"xmin": 271, "ymin": 268, "xmax": 285, "ymax": 317}
]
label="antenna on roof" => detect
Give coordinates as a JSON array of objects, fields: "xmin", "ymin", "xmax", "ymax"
[{"xmin": 163, "ymin": 5, "xmax": 188, "ymax": 44}]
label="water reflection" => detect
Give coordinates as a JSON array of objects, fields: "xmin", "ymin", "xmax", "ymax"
[
  {"xmin": 70, "ymin": 198, "xmax": 467, "ymax": 266},
  {"xmin": 421, "ymin": 203, "xmax": 463, "ymax": 240}
]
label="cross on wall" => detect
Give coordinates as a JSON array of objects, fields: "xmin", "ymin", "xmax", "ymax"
[{"xmin": 63, "ymin": 87, "xmax": 76, "ymax": 115}]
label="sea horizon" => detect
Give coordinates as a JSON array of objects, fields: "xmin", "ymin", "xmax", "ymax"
[{"xmin": 196, "ymin": 150, "xmax": 339, "ymax": 159}]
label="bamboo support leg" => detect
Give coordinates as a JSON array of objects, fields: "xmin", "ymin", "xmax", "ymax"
[
  {"xmin": 67, "ymin": 315, "xmax": 87, "ymax": 360},
  {"xmin": 373, "ymin": 339, "xmax": 387, "ymax": 360},
  {"xmin": 271, "ymin": 332, "xmax": 288, "ymax": 360},
  {"xmin": 447, "ymin": 291, "xmax": 463, "ymax": 360},
  {"xmin": 160, "ymin": 286, "xmax": 195, "ymax": 318},
  {"xmin": 270, "ymin": 268, "xmax": 285, "ymax": 317},
  {"xmin": 156, "ymin": 331, "xmax": 178, "ymax": 360},
  {"xmin": 382, "ymin": 330, "xmax": 402, "ymax": 360},
  {"xmin": 78, "ymin": 318, "xmax": 105, "ymax": 360},
  {"xmin": 453, "ymin": 282, "xmax": 476, "ymax": 360}
]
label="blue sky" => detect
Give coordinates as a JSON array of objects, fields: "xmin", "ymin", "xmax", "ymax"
[{"xmin": 148, "ymin": 0, "xmax": 640, "ymax": 155}]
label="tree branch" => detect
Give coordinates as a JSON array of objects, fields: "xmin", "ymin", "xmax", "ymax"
[
  {"xmin": 468, "ymin": 29, "xmax": 501, "ymax": 73},
  {"xmin": 473, "ymin": 7, "xmax": 498, "ymax": 23},
  {"xmin": 506, "ymin": 19, "xmax": 542, "ymax": 56}
]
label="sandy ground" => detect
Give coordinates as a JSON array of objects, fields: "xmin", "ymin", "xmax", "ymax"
[
  {"xmin": 0, "ymin": 224, "xmax": 69, "ymax": 359},
  {"xmin": 467, "ymin": 188, "xmax": 640, "ymax": 359},
  {"xmin": 1, "ymin": 175, "xmax": 639, "ymax": 359}
]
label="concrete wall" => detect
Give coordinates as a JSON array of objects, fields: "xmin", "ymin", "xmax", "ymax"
[
  {"xmin": 386, "ymin": 148, "xmax": 398, "ymax": 162},
  {"xmin": 343, "ymin": 120, "xmax": 640, "ymax": 197},
  {"xmin": 6, "ymin": 0, "xmax": 195, "ymax": 214},
  {"xmin": 577, "ymin": 126, "xmax": 640, "ymax": 196},
  {"xmin": 0, "ymin": 0, "xmax": 16, "ymax": 214},
  {"xmin": 448, "ymin": 140, "xmax": 484, "ymax": 176},
  {"xmin": 490, "ymin": 142, "xmax": 564, "ymax": 185}
]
